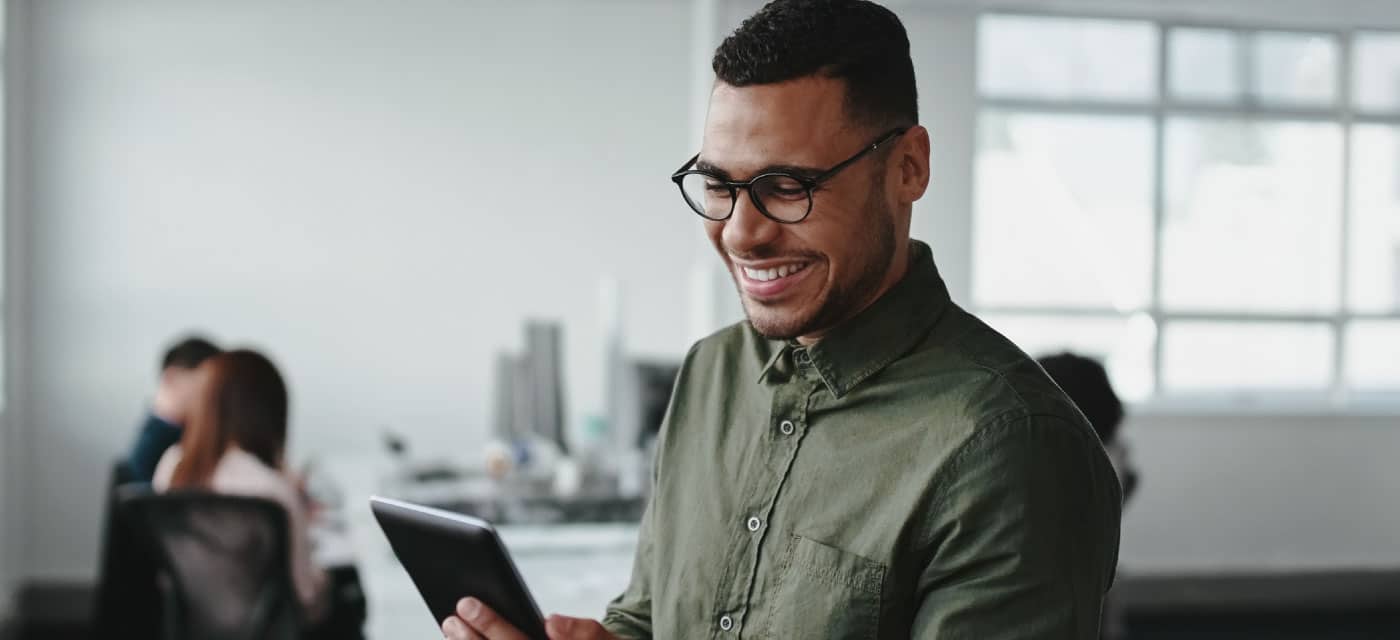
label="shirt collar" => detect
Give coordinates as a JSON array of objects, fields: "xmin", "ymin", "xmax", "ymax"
[{"xmin": 757, "ymin": 239, "xmax": 951, "ymax": 398}]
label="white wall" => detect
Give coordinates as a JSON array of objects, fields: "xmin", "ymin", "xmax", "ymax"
[
  {"xmin": 8, "ymin": 0, "xmax": 1400, "ymax": 586},
  {"xmin": 2, "ymin": 0, "xmax": 34, "ymax": 614},
  {"xmin": 1122, "ymin": 412, "xmax": 1400, "ymax": 572},
  {"xmin": 21, "ymin": 0, "xmax": 697, "ymax": 581}
]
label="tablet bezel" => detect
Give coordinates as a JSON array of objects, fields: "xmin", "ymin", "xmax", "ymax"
[{"xmin": 369, "ymin": 496, "xmax": 547, "ymax": 638}]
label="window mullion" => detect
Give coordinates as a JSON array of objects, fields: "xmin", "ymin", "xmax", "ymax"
[
  {"xmin": 1238, "ymin": 27, "xmax": 1255, "ymax": 106},
  {"xmin": 1333, "ymin": 30, "xmax": 1356, "ymax": 404},
  {"xmin": 1151, "ymin": 23, "xmax": 1170, "ymax": 397}
]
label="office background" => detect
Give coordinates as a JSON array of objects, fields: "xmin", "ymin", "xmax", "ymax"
[{"xmin": 0, "ymin": 0, "xmax": 1398, "ymax": 636}]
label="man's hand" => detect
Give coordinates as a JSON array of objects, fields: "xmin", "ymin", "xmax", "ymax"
[{"xmin": 441, "ymin": 598, "xmax": 618, "ymax": 640}]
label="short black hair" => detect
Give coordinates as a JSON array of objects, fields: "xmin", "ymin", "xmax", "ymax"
[
  {"xmin": 712, "ymin": 0, "xmax": 918, "ymax": 130},
  {"xmin": 1037, "ymin": 353, "xmax": 1125, "ymax": 445},
  {"xmin": 161, "ymin": 336, "xmax": 221, "ymax": 371}
]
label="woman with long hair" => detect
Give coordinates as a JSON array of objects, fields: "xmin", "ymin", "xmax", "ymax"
[{"xmin": 153, "ymin": 349, "xmax": 328, "ymax": 622}]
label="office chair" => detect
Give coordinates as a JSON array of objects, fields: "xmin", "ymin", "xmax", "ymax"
[
  {"xmin": 120, "ymin": 489, "xmax": 303, "ymax": 640},
  {"xmin": 91, "ymin": 460, "xmax": 161, "ymax": 639}
]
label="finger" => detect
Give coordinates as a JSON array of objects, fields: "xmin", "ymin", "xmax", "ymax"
[
  {"xmin": 442, "ymin": 616, "xmax": 473, "ymax": 640},
  {"xmin": 444, "ymin": 616, "xmax": 488, "ymax": 640},
  {"xmin": 457, "ymin": 597, "xmax": 528, "ymax": 640},
  {"xmin": 546, "ymin": 615, "xmax": 612, "ymax": 640}
]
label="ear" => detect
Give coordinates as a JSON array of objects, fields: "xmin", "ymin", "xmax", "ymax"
[{"xmin": 893, "ymin": 125, "xmax": 931, "ymax": 205}]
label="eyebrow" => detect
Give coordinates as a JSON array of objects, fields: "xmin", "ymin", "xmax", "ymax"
[{"xmin": 694, "ymin": 159, "xmax": 825, "ymax": 181}]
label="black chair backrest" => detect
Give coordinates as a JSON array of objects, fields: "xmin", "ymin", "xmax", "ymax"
[
  {"xmin": 119, "ymin": 488, "xmax": 303, "ymax": 640},
  {"xmin": 92, "ymin": 460, "xmax": 161, "ymax": 639}
]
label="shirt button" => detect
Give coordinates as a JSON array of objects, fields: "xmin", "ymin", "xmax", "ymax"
[
  {"xmin": 719, "ymin": 614, "xmax": 734, "ymax": 631},
  {"xmin": 794, "ymin": 350, "xmax": 810, "ymax": 364},
  {"xmin": 746, "ymin": 516, "xmax": 762, "ymax": 532},
  {"xmin": 779, "ymin": 420, "xmax": 795, "ymax": 435}
]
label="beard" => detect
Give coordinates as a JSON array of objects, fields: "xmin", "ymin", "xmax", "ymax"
[{"xmin": 738, "ymin": 186, "xmax": 898, "ymax": 341}]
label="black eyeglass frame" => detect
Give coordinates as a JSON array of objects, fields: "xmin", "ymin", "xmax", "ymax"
[{"xmin": 670, "ymin": 127, "xmax": 909, "ymax": 224}]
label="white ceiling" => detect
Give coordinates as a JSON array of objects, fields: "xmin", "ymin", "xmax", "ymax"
[{"xmin": 877, "ymin": 0, "xmax": 1400, "ymax": 30}]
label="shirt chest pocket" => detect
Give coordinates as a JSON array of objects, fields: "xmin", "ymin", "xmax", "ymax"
[{"xmin": 766, "ymin": 535, "xmax": 885, "ymax": 640}]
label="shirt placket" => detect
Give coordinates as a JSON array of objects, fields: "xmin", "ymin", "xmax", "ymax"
[{"xmin": 711, "ymin": 347, "xmax": 820, "ymax": 638}]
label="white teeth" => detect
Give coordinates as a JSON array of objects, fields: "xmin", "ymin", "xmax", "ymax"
[
  {"xmin": 742, "ymin": 262, "xmax": 807, "ymax": 282},
  {"xmin": 742, "ymin": 266, "xmax": 774, "ymax": 282}
]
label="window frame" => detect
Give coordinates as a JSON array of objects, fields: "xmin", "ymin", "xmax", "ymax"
[{"xmin": 974, "ymin": 11, "xmax": 1400, "ymax": 411}]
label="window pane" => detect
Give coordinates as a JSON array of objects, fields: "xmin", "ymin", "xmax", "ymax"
[
  {"xmin": 979, "ymin": 15, "xmax": 1157, "ymax": 101},
  {"xmin": 1170, "ymin": 28, "xmax": 1241, "ymax": 102},
  {"xmin": 1252, "ymin": 31, "xmax": 1338, "ymax": 106},
  {"xmin": 974, "ymin": 111, "xmax": 1154, "ymax": 309},
  {"xmin": 1162, "ymin": 118, "xmax": 1342, "ymax": 313},
  {"xmin": 1353, "ymin": 32, "xmax": 1400, "ymax": 112},
  {"xmin": 982, "ymin": 313, "xmax": 1156, "ymax": 401},
  {"xmin": 1162, "ymin": 321, "xmax": 1333, "ymax": 391},
  {"xmin": 1345, "ymin": 321, "xmax": 1400, "ymax": 389},
  {"xmin": 1348, "ymin": 125, "xmax": 1400, "ymax": 312}
]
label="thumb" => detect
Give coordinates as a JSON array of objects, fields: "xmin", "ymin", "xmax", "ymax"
[{"xmin": 545, "ymin": 615, "xmax": 613, "ymax": 640}]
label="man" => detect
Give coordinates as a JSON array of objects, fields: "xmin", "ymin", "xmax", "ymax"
[
  {"xmin": 444, "ymin": 1, "xmax": 1121, "ymax": 638},
  {"xmin": 124, "ymin": 336, "xmax": 221, "ymax": 482}
]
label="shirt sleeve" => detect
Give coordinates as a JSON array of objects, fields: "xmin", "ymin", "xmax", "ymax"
[
  {"xmin": 600, "ymin": 491, "xmax": 657, "ymax": 639},
  {"xmin": 911, "ymin": 414, "xmax": 1122, "ymax": 640},
  {"xmin": 152, "ymin": 445, "xmax": 181, "ymax": 492},
  {"xmin": 127, "ymin": 412, "xmax": 183, "ymax": 483},
  {"xmin": 600, "ymin": 341, "xmax": 703, "ymax": 638}
]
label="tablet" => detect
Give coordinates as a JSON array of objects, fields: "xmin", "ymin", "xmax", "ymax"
[{"xmin": 370, "ymin": 496, "xmax": 547, "ymax": 639}]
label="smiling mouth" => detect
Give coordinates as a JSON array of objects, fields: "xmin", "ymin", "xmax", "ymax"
[
  {"xmin": 733, "ymin": 259, "xmax": 816, "ymax": 300},
  {"xmin": 740, "ymin": 261, "xmax": 811, "ymax": 282}
]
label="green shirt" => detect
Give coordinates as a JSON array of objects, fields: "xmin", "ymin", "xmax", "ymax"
[{"xmin": 602, "ymin": 240, "xmax": 1122, "ymax": 639}]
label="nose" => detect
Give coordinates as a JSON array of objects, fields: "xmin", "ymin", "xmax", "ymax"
[{"xmin": 721, "ymin": 187, "xmax": 781, "ymax": 256}]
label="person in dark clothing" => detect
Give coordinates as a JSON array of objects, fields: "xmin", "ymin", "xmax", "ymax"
[
  {"xmin": 1037, "ymin": 352, "xmax": 1138, "ymax": 640},
  {"xmin": 1037, "ymin": 352, "xmax": 1137, "ymax": 500},
  {"xmin": 124, "ymin": 336, "xmax": 221, "ymax": 482}
]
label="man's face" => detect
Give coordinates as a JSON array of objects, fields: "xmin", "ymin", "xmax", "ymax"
[
  {"xmin": 699, "ymin": 76, "xmax": 910, "ymax": 342},
  {"xmin": 157, "ymin": 364, "xmax": 208, "ymax": 423}
]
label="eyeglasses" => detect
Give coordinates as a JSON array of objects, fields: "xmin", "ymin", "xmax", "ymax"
[{"xmin": 670, "ymin": 127, "xmax": 908, "ymax": 224}]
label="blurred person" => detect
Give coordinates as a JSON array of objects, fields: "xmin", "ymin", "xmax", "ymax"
[
  {"xmin": 443, "ymin": 1, "xmax": 1120, "ymax": 639},
  {"xmin": 153, "ymin": 349, "xmax": 330, "ymax": 624},
  {"xmin": 124, "ymin": 336, "xmax": 222, "ymax": 482},
  {"xmin": 1037, "ymin": 353, "xmax": 1138, "ymax": 502},
  {"xmin": 1038, "ymin": 352, "xmax": 1139, "ymax": 640}
]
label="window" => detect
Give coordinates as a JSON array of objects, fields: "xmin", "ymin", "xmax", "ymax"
[
  {"xmin": 978, "ymin": 16, "xmax": 1158, "ymax": 102},
  {"xmin": 1161, "ymin": 118, "xmax": 1342, "ymax": 314},
  {"xmin": 976, "ymin": 15, "xmax": 1400, "ymax": 404},
  {"xmin": 974, "ymin": 111, "xmax": 1154, "ymax": 310}
]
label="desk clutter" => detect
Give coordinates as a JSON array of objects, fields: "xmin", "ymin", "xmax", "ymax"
[{"xmin": 378, "ymin": 317, "xmax": 678, "ymax": 526}]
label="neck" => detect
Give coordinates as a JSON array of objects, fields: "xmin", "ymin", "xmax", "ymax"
[{"xmin": 795, "ymin": 239, "xmax": 912, "ymax": 346}]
